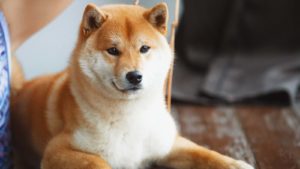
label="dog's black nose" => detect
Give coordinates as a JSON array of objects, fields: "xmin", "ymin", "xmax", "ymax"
[{"xmin": 126, "ymin": 71, "xmax": 143, "ymax": 85}]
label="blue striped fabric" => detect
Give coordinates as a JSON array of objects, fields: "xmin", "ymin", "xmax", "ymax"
[{"xmin": 0, "ymin": 12, "xmax": 12, "ymax": 169}]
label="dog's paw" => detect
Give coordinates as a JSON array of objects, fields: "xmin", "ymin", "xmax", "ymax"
[{"xmin": 230, "ymin": 160, "xmax": 254, "ymax": 169}]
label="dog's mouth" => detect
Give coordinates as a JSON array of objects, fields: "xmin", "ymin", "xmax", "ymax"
[{"xmin": 112, "ymin": 81, "xmax": 142, "ymax": 93}]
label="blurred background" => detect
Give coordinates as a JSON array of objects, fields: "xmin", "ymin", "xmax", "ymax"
[{"xmin": 172, "ymin": 0, "xmax": 300, "ymax": 110}]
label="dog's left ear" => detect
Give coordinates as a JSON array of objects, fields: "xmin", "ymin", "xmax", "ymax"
[
  {"xmin": 82, "ymin": 4, "xmax": 108, "ymax": 36},
  {"xmin": 144, "ymin": 3, "xmax": 169, "ymax": 35}
]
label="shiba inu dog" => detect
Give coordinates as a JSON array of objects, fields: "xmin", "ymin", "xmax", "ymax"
[{"xmin": 11, "ymin": 3, "xmax": 254, "ymax": 169}]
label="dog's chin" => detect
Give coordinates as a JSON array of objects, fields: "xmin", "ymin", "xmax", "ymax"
[{"xmin": 111, "ymin": 81, "xmax": 143, "ymax": 99}]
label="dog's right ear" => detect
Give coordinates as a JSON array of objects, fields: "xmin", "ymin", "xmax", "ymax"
[{"xmin": 82, "ymin": 4, "xmax": 107, "ymax": 36}]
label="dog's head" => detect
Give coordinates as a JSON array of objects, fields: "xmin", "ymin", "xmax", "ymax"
[{"xmin": 73, "ymin": 3, "xmax": 173, "ymax": 100}]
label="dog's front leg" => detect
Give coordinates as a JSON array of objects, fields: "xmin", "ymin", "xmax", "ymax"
[
  {"xmin": 41, "ymin": 133, "xmax": 111, "ymax": 169},
  {"xmin": 158, "ymin": 136, "xmax": 254, "ymax": 169}
]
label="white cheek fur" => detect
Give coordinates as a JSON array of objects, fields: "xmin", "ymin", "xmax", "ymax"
[
  {"xmin": 141, "ymin": 38, "xmax": 173, "ymax": 92},
  {"xmin": 78, "ymin": 46, "xmax": 118, "ymax": 93},
  {"xmin": 79, "ymin": 51, "xmax": 113, "ymax": 82}
]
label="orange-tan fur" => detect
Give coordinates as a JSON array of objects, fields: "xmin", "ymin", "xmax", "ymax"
[{"xmin": 11, "ymin": 3, "xmax": 254, "ymax": 169}]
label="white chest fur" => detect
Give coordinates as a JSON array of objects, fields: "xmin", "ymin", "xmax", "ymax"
[{"xmin": 71, "ymin": 97, "xmax": 177, "ymax": 169}]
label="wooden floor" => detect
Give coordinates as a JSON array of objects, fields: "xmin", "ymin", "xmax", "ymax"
[{"xmin": 160, "ymin": 105, "xmax": 300, "ymax": 169}]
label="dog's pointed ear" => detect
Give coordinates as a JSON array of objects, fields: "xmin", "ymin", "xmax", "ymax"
[
  {"xmin": 82, "ymin": 4, "xmax": 107, "ymax": 36},
  {"xmin": 144, "ymin": 3, "xmax": 169, "ymax": 35}
]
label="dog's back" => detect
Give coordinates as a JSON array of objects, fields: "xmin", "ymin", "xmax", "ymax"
[{"xmin": 11, "ymin": 72, "xmax": 68, "ymax": 169}]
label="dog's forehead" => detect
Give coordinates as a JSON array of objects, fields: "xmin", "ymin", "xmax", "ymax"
[
  {"xmin": 99, "ymin": 5, "xmax": 147, "ymax": 16},
  {"xmin": 100, "ymin": 4, "xmax": 147, "ymax": 18},
  {"xmin": 100, "ymin": 5, "xmax": 149, "ymax": 32},
  {"xmin": 96, "ymin": 5, "xmax": 158, "ymax": 45}
]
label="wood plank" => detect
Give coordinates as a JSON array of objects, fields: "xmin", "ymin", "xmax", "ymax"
[
  {"xmin": 237, "ymin": 107, "xmax": 300, "ymax": 169},
  {"xmin": 175, "ymin": 106, "xmax": 257, "ymax": 167}
]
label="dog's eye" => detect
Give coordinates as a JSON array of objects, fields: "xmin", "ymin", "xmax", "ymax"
[
  {"xmin": 140, "ymin": 45, "xmax": 150, "ymax": 54},
  {"xmin": 107, "ymin": 47, "xmax": 120, "ymax": 56}
]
